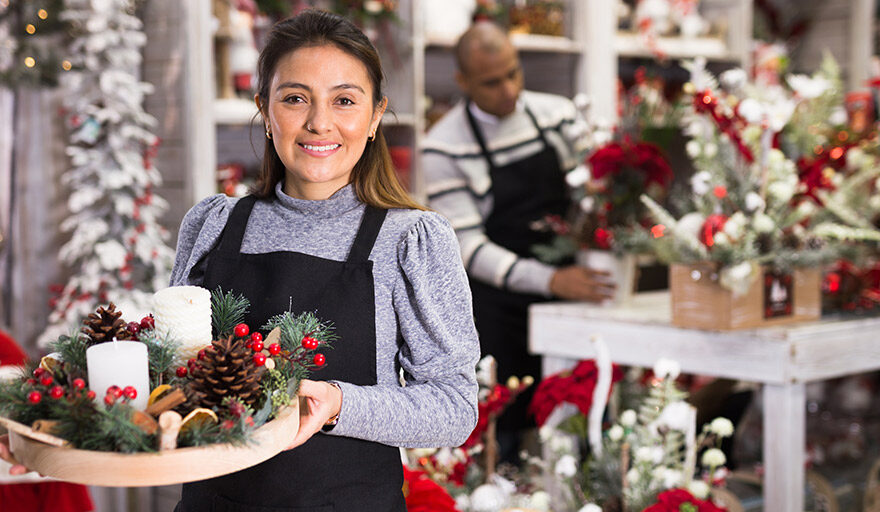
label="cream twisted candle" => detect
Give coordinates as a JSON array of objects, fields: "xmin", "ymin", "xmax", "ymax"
[{"xmin": 152, "ymin": 286, "xmax": 212, "ymax": 361}]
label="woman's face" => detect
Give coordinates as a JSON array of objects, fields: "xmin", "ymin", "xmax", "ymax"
[{"xmin": 259, "ymin": 44, "xmax": 385, "ymax": 200}]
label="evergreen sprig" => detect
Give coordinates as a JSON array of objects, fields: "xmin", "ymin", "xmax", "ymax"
[
  {"xmin": 48, "ymin": 330, "xmax": 89, "ymax": 376},
  {"xmin": 211, "ymin": 287, "xmax": 250, "ymax": 338},
  {"xmin": 137, "ymin": 328, "xmax": 181, "ymax": 388},
  {"xmin": 262, "ymin": 311, "xmax": 337, "ymax": 353}
]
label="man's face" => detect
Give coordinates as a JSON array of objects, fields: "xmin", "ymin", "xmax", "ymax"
[{"xmin": 456, "ymin": 43, "xmax": 523, "ymax": 118}]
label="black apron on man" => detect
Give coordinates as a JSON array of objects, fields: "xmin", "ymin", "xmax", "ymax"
[
  {"xmin": 465, "ymin": 102, "xmax": 570, "ymax": 434},
  {"xmin": 175, "ymin": 196, "xmax": 405, "ymax": 512}
]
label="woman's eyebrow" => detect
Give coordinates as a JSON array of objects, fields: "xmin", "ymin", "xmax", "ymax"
[{"xmin": 275, "ymin": 82, "xmax": 365, "ymax": 94}]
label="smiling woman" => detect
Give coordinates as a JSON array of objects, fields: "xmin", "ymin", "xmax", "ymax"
[{"xmin": 166, "ymin": 9, "xmax": 480, "ymax": 512}]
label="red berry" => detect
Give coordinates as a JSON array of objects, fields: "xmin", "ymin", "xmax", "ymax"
[
  {"xmin": 33, "ymin": 367, "xmax": 45, "ymax": 378},
  {"xmin": 86, "ymin": 390, "xmax": 96, "ymax": 400},
  {"xmin": 268, "ymin": 343, "xmax": 281, "ymax": 355},
  {"xmin": 40, "ymin": 375, "xmax": 53, "ymax": 387},
  {"xmin": 140, "ymin": 315, "xmax": 155, "ymax": 330},
  {"xmin": 127, "ymin": 321, "xmax": 140, "ymax": 335},
  {"xmin": 251, "ymin": 340, "xmax": 264, "ymax": 352},
  {"xmin": 197, "ymin": 349, "xmax": 207, "ymax": 361},
  {"xmin": 49, "ymin": 385, "xmax": 64, "ymax": 399},
  {"xmin": 123, "ymin": 386, "xmax": 137, "ymax": 400},
  {"xmin": 301, "ymin": 336, "xmax": 319, "ymax": 350},
  {"xmin": 26, "ymin": 378, "xmax": 37, "ymax": 385},
  {"xmin": 176, "ymin": 366, "xmax": 188, "ymax": 378},
  {"xmin": 104, "ymin": 394, "xmax": 116, "ymax": 406},
  {"xmin": 27, "ymin": 391, "xmax": 42, "ymax": 404},
  {"xmin": 107, "ymin": 385, "xmax": 122, "ymax": 398},
  {"xmin": 250, "ymin": 332, "xmax": 263, "ymax": 343},
  {"xmin": 72, "ymin": 378, "xmax": 86, "ymax": 390},
  {"xmin": 253, "ymin": 352, "xmax": 267, "ymax": 366},
  {"xmin": 187, "ymin": 358, "xmax": 197, "ymax": 368},
  {"xmin": 234, "ymin": 323, "xmax": 249, "ymax": 337},
  {"xmin": 313, "ymin": 353, "xmax": 326, "ymax": 366},
  {"xmin": 221, "ymin": 419, "xmax": 235, "ymax": 430}
]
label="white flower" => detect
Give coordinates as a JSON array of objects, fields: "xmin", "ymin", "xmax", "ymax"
[
  {"xmin": 687, "ymin": 479, "xmax": 711, "ymax": 499},
  {"xmin": 846, "ymin": 148, "xmax": 866, "ymax": 171},
  {"xmin": 722, "ymin": 212, "xmax": 747, "ymax": 240},
  {"xmin": 703, "ymin": 142, "xmax": 718, "ymax": 158},
  {"xmin": 550, "ymin": 433, "xmax": 577, "ymax": 454},
  {"xmin": 787, "ymin": 74, "xmax": 832, "ymax": 99},
  {"xmin": 752, "ymin": 212, "xmax": 776, "ymax": 233},
  {"xmin": 737, "ymin": 98, "xmax": 764, "ymax": 124},
  {"xmin": 677, "ymin": 212, "xmax": 705, "ymax": 242},
  {"xmin": 635, "ymin": 446, "xmax": 663, "ymax": 464},
  {"xmin": 578, "ymin": 504, "xmax": 603, "ymax": 512},
  {"xmin": 655, "ymin": 401, "xmax": 694, "ymax": 432},
  {"xmin": 454, "ymin": 494, "xmax": 471, "ymax": 511},
  {"xmin": 409, "ymin": 448, "xmax": 436, "ymax": 458},
  {"xmin": 363, "ymin": 0, "xmax": 385, "ymax": 14},
  {"xmin": 745, "ymin": 192, "xmax": 765, "ymax": 212},
  {"xmin": 554, "ymin": 454, "xmax": 578, "ymax": 478},
  {"xmin": 767, "ymin": 180, "xmax": 797, "ymax": 204},
  {"xmin": 685, "ymin": 140, "xmax": 702, "ymax": 158},
  {"xmin": 653, "ymin": 358, "xmax": 680, "ymax": 380},
  {"xmin": 767, "ymin": 98, "xmax": 796, "ymax": 132},
  {"xmin": 626, "ymin": 468, "xmax": 641, "ymax": 485},
  {"xmin": 719, "ymin": 261, "xmax": 757, "ymax": 297},
  {"xmin": 607, "ymin": 424, "xmax": 624, "ymax": 441},
  {"xmin": 469, "ymin": 484, "xmax": 507, "ymax": 512},
  {"xmin": 829, "ymin": 106, "xmax": 848, "ymax": 126},
  {"xmin": 620, "ymin": 409, "xmax": 638, "ymax": 427},
  {"xmin": 720, "ymin": 68, "xmax": 747, "ymax": 90},
  {"xmin": 690, "ymin": 171, "xmax": 711, "ymax": 195},
  {"xmin": 95, "ymin": 240, "xmax": 127, "ymax": 270},
  {"xmin": 768, "ymin": 148, "xmax": 786, "ymax": 166},
  {"xmin": 869, "ymin": 195, "xmax": 880, "ymax": 211},
  {"xmin": 529, "ymin": 491, "xmax": 552, "ymax": 511},
  {"xmin": 712, "ymin": 232, "xmax": 730, "ymax": 246},
  {"xmin": 702, "ymin": 447, "xmax": 727, "ymax": 467},
  {"xmin": 434, "ymin": 447, "xmax": 457, "ymax": 469},
  {"xmin": 653, "ymin": 467, "xmax": 683, "ymax": 488},
  {"xmin": 580, "ymin": 196, "xmax": 596, "ymax": 213},
  {"xmin": 710, "ymin": 417, "xmax": 735, "ymax": 438},
  {"xmin": 538, "ymin": 425, "xmax": 555, "ymax": 443},
  {"xmin": 566, "ymin": 164, "xmax": 590, "ymax": 187},
  {"xmin": 476, "ymin": 356, "xmax": 496, "ymax": 386}
]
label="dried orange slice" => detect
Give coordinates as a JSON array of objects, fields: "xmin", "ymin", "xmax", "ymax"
[
  {"xmin": 147, "ymin": 384, "xmax": 173, "ymax": 406},
  {"xmin": 179, "ymin": 408, "xmax": 218, "ymax": 432}
]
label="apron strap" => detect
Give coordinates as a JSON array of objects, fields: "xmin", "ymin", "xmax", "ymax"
[
  {"xmin": 464, "ymin": 100, "xmax": 497, "ymax": 172},
  {"xmin": 523, "ymin": 105, "xmax": 550, "ymax": 146},
  {"xmin": 347, "ymin": 206, "xmax": 387, "ymax": 264},
  {"xmin": 215, "ymin": 195, "xmax": 258, "ymax": 254}
]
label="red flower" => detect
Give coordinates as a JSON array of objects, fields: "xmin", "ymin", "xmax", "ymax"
[
  {"xmin": 402, "ymin": 467, "xmax": 460, "ymax": 512},
  {"xmin": 642, "ymin": 488, "xmax": 727, "ymax": 512},
  {"xmin": 593, "ymin": 227, "xmax": 613, "ymax": 250},
  {"xmin": 463, "ymin": 384, "xmax": 513, "ymax": 448},
  {"xmin": 700, "ymin": 214, "xmax": 728, "ymax": 248},
  {"xmin": 587, "ymin": 140, "xmax": 673, "ymax": 187},
  {"xmin": 528, "ymin": 360, "xmax": 624, "ymax": 427}
]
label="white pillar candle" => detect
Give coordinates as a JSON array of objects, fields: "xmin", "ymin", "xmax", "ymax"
[
  {"xmin": 152, "ymin": 286, "xmax": 212, "ymax": 361},
  {"xmin": 86, "ymin": 340, "xmax": 150, "ymax": 410}
]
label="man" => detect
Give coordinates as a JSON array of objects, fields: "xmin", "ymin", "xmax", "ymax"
[{"xmin": 422, "ymin": 22, "xmax": 612, "ymax": 462}]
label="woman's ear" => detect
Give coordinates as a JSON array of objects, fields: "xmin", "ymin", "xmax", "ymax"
[
  {"xmin": 254, "ymin": 94, "xmax": 266, "ymax": 118},
  {"xmin": 371, "ymin": 96, "xmax": 387, "ymax": 133}
]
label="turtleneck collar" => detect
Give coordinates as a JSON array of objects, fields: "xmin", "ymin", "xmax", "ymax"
[{"xmin": 274, "ymin": 182, "xmax": 362, "ymax": 217}]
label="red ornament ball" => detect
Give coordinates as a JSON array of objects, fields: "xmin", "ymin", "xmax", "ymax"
[
  {"xmin": 197, "ymin": 349, "xmax": 207, "ymax": 361},
  {"xmin": 72, "ymin": 378, "xmax": 86, "ymax": 390},
  {"xmin": 123, "ymin": 386, "xmax": 137, "ymax": 400},
  {"xmin": 251, "ymin": 340, "xmax": 264, "ymax": 352},
  {"xmin": 268, "ymin": 343, "xmax": 281, "ymax": 356},
  {"xmin": 234, "ymin": 323, "xmax": 250, "ymax": 337},
  {"xmin": 313, "ymin": 353, "xmax": 326, "ymax": 366},
  {"xmin": 187, "ymin": 358, "xmax": 198, "ymax": 369},
  {"xmin": 27, "ymin": 391, "xmax": 42, "ymax": 404},
  {"xmin": 140, "ymin": 315, "xmax": 155, "ymax": 330},
  {"xmin": 253, "ymin": 352, "xmax": 267, "ymax": 366},
  {"xmin": 49, "ymin": 385, "xmax": 64, "ymax": 399},
  {"xmin": 107, "ymin": 385, "xmax": 123, "ymax": 398},
  {"xmin": 39, "ymin": 375, "xmax": 53, "ymax": 387},
  {"xmin": 250, "ymin": 332, "xmax": 263, "ymax": 343},
  {"xmin": 32, "ymin": 367, "xmax": 45, "ymax": 378},
  {"xmin": 301, "ymin": 336, "xmax": 319, "ymax": 350},
  {"xmin": 127, "ymin": 321, "xmax": 140, "ymax": 335},
  {"xmin": 86, "ymin": 390, "xmax": 96, "ymax": 400},
  {"xmin": 176, "ymin": 366, "xmax": 188, "ymax": 378}
]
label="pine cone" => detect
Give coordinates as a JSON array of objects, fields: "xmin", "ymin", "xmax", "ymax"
[
  {"xmin": 82, "ymin": 303, "xmax": 132, "ymax": 345},
  {"xmin": 187, "ymin": 335, "xmax": 265, "ymax": 410}
]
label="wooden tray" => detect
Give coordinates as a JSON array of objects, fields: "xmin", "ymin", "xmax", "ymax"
[{"xmin": 0, "ymin": 399, "xmax": 301, "ymax": 487}]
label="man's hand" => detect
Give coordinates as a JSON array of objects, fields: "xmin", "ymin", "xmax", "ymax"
[
  {"xmin": 0, "ymin": 434, "xmax": 29, "ymax": 475},
  {"xmin": 549, "ymin": 265, "xmax": 616, "ymax": 302},
  {"xmin": 284, "ymin": 380, "xmax": 343, "ymax": 451}
]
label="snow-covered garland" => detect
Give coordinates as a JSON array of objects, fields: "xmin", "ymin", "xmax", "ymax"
[{"xmin": 40, "ymin": 0, "xmax": 174, "ymax": 346}]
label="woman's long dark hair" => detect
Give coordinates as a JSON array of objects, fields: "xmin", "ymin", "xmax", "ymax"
[{"xmin": 254, "ymin": 9, "xmax": 423, "ymax": 210}]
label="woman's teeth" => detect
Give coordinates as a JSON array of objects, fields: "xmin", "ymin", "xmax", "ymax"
[{"xmin": 301, "ymin": 144, "xmax": 340, "ymax": 152}]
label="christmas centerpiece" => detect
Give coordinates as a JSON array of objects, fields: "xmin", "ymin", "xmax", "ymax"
[
  {"xmin": 635, "ymin": 57, "xmax": 880, "ymax": 329},
  {"xmin": 0, "ymin": 286, "xmax": 335, "ymax": 486}
]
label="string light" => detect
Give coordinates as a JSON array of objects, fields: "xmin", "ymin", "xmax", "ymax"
[
  {"xmin": 24, "ymin": 56, "xmax": 35, "ymax": 67},
  {"xmin": 26, "ymin": 24, "xmax": 36, "ymax": 34},
  {"xmin": 62, "ymin": 60, "xmax": 72, "ymax": 70},
  {"xmin": 38, "ymin": 9, "xmax": 48, "ymax": 19}
]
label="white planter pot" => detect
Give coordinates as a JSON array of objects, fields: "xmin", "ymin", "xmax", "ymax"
[{"xmin": 575, "ymin": 250, "xmax": 637, "ymax": 304}]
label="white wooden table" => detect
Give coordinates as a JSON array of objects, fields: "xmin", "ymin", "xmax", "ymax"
[{"xmin": 529, "ymin": 291, "xmax": 880, "ymax": 512}]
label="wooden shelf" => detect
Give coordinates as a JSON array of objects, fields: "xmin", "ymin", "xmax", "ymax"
[
  {"xmin": 614, "ymin": 31, "xmax": 735, "ymax": 61},
  {"xmin": 382, "ymin": 112, "xmax": 416, "ymax": 127},
  {"xmin": 214, "ymin": 98, "xmax": 260, "ymax": 125},
  {"xmin": 425, "ymin": 33, "xmax": 581, "ymax": 54}
]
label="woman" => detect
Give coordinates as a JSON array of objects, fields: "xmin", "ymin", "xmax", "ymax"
[{"xmin": 2, "ymin": 9, "xmax": 479, "ymax": 511}]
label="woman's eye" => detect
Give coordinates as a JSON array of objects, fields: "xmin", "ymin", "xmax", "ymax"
[
  {"xmin": 338, "ymin": 97, "xmax": 354, "ymax": 106},
  {"xmin": 284, "ymin": 95, "xmax": 305, "ymax": 104}
]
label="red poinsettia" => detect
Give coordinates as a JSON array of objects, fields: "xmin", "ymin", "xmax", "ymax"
[
  {"xmin": 699, "ymin": 214, "xmax": 728, "ymax": 248},
  {"xmin": 588, "ymin": 139, "xmax": 673, "ymax": 187},
  {"xmin": 463, "ymin": 383, "xmax": 512, "ymax": 448},
  {"xmin": 796, "ymin": 144, "xmax": 853, "ymax": 199},
  {"xmin": 642, "ymin": 489, "xmax": 727, "ymax": 512},
  {"xmin": 402, "ymin": 466, "xmax": 460, "ymax": 512},
  {"xmin": 528, "ymin": 360, "xmax": 624, "ymax": 427}
]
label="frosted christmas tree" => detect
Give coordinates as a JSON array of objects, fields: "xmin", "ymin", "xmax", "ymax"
[{"xmin": 39, "ymin": 0, "xmax": 174, "ymax": 345}]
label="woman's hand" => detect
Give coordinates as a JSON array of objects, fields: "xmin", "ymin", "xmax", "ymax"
[
  {"xmin": 0, "ymin": 434, "xmax": 29, "ymax": 475},
  {"xmin": 549, "ymin": 265, "xmax": 616, "ymax": 302},
  {"xmin": 284, "ymin": 379, "xmax": 342, "ymax": 450}
]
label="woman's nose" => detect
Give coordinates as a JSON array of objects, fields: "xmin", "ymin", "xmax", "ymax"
[{"xmin": 306, "ymin": 104, "xmax": 332, "ymax": 133}]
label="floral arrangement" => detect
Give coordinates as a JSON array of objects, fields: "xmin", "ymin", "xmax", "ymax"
[
  {"xmin": 540, "ymin": 358, "xmax": 734, "ymax": 512},
  {"xmin": 636, "ymin": 56, "xmax": 880, "ymax": 294},
  {"xmin": 619, "ymin": 67, "xmax": 686, "ymax": 137},
  {"xmin": 0, "ymin": 287, "xmax": 334, "ymax": 452},
  {"xmin": 508, "ymin": 0, "xmax": 565, "ymax": 37}
]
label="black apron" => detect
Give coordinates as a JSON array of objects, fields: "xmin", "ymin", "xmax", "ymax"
[
  {"xmin": 465, "ymin": 102, "xmax": 569, "ymax": 431},
  {"xmin": 176, "ymin": 196, "xmax": 405, "ymax": 512}
]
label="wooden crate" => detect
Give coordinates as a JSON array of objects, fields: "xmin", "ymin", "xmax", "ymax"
[{"xmin": 670, "ymin": 263, "xmax": 821, "ymax": 330}]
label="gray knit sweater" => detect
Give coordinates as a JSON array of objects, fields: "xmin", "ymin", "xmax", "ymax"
[{"xmin": 170, "ymin": 183, "xmax": 480, "ymax": 448}]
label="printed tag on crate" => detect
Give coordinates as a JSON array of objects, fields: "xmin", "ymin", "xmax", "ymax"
[{"xmin": 764, "ymin": 270, "xmax": 793, "ymax": 318}]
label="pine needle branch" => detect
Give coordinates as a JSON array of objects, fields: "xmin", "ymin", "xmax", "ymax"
[{"xmin": 211, "ymin": 287, "xmax": 249, "ymax": 338}]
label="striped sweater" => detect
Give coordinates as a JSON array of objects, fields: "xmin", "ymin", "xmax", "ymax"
[{"xmin": 422, "ymin": 90, "xmax": 581, "ymax": 296}]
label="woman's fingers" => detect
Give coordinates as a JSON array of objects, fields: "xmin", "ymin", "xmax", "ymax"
[{"xmin": 0, "ymin": 434, "xmax": 27, "ymax": 475}]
